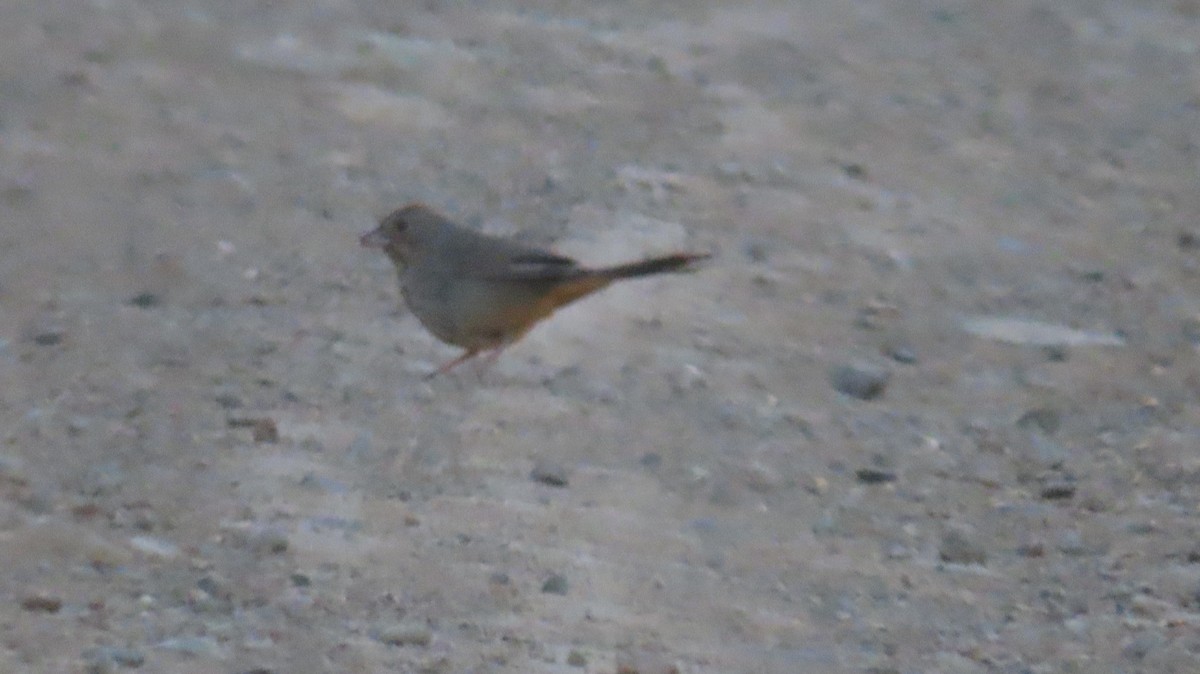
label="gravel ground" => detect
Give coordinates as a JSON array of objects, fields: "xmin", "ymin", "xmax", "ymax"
[{"xmin": 2, "ymin": 1, "xmax": 1199, "ymax": 672}]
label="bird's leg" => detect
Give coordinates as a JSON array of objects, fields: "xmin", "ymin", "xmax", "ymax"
[
  {"xmin": 462, "ymin": 343, "xmax": 512, "ymax": 381},
  {"xmin": 477, "ymin": 343, "xmax": 511, "ymax": 371},
  {"xmin": 425, "ymin": 349, "xmax": 481, "ymax": 380}
]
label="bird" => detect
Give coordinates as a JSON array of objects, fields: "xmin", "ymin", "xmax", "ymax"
[{"xmin": 360, "ymin": 203, "xmax": 709, "ymax": 377}]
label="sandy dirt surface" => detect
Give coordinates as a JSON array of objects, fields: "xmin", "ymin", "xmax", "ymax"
[{"xmin": 2, "ymin": 1, "xmax": 1199, "ymax": 672}]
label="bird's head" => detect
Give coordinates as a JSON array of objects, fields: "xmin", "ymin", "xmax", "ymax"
[{"xmin": 360, "ymin": 203, "xmax": 442, "ymax": 265}]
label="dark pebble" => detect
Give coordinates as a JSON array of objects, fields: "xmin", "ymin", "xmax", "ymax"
[
  {"xmin": 541, "ymin": 573, "xmax": 569, "ymax": 595},
  {"xmin": 20, "ymin": 594, "xmax": 62, "ymax": 613},
  {"xmin": 842, "ymin": 162, "xmax": 867, "ymax": 179},
  {"xmin": 215, "ymin": 393, "xmax": 243, "ymax": 410},
  {"xmin": 530, "ymin": 459, "xmax": 569, "ymax": 487},
  {"xmin": 830, "ymin": 363, "xmax": 891, "ymax": 400},
  {"xmin": 128, "ymin": 292, "xmax": 161, "ymax": 308},
  {"xmin": 639, "ymin": 452, "xmax": 662, "ymax": 469},
  {"xmin": 855, "ymin": 467, "xmax": 897, "ymax": 484},
  {"xmin": 1040, "ymin": 481, "xmax": 1075, "ymax": 500},
  {"xmin": 1042, "ymin": 344, "xmax": 1069, "ymax": 361},
  {"xmin": 32, "ymin": 331, "xmax": 64, "ymax": 346},
  {"xmin": 195, "ymin": 575, "xmax": 223, "ymax": 597},
  {"xmin": 939, "ymin": 530, "xmax": 987, "ymax": 565},
  {"xmin": 1016, "ymin": 541, "xmax": 1045, "ymax": 558},
  {"xmin": 252, "ymin": 418, "xmax": 279, "ymax": 444}
]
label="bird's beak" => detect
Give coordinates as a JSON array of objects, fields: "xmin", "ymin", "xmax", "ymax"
[{"xmin": 360, "ymin": 228, "xmax": 388, "ymax": 249}]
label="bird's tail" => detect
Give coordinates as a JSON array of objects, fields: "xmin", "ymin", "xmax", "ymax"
[
  {"xmin": 594, "ymin": 253, "xmax": 711, "ymax": 280},
  {"xmin": 533, "ymin": 252, "xmax": 710, "ymax": 316}
]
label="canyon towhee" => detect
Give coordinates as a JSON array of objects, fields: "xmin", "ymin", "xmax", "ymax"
[{"xmin": 361, "ymin": 203, "xmax": 709, "ymax": 377}]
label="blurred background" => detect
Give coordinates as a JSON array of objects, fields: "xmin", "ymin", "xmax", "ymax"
[{"xmin": 1, "ymin": 1, "xmax": 1198, "ymax": 672}]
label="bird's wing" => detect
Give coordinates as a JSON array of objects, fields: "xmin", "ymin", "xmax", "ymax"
[
  {"xmin": 427, "ymin": 219, "xmax": 584, "ymax": 281},
  {"xmin": 494, "ymin": 251, "xmax": 583, "ymax": 280},
  {"xmin": 455, "ymin": 238, "xmax": 583, "ymax": 281}
]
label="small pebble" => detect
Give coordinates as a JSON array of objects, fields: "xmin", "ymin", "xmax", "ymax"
[
  {"xmin": 252, "ymin": 418, "xmax": 279, "ymax": 444},
  {"xmin": 885, "ymin": 343, "xmax": 917, "ymax": 364},
  {"xmin": 1016, "ymin": 407, "xmax": 1061, "ymax": 434},
  {"xmin": 1016, "ymin": 537, "xmax": 1046, "ymax": 558},
  {"xmin": 639, "ymin": 452, "xmax": 662, "ymax": 469},
  {"xmin": 1042, "ymin": 344, "xmax": 1069, "ymax": 361},
  {"xmin": 33, "ymin": 331, "xmax": 64, "ymax": 346},
  {"xmin": 129, "ymin": 535, "xmax": 180, "ymax": 560},
  {"xmin": 214, "ymin": 393, "xmax": 243, "ymax": 410},
  {"xmin": 258, "ymin": 530, "xmax": 290, "ymax": 551},
  {"xmin": 530, "ymin": 459, "xmax": 569, "ymax": 487},
  {"xmin": 1039, "ymin": 480, "xmax": 1075, "ymax": 500},
  {"xmin": 939, "ymin": 529, "xmax": 987, "ymax": 565},
  {"xmin": 855, "ymin": 467, "xmax": 897, "ymax": 484},
  {"xmin": 223, "ymin": 523, "xmax": 289, "ymax": 554},
  {"xmin": 567, "ymin": 650, "xmax": 588, "ymax": 667},
  {"xmin": 195, "ymin": 575, "xmax": 223, "ymax": 597},
  {"xmin": 541, "ymin": 573, "xmax": 569, "ymax": 595},
  {"xmin": 127, "ymin": 292, "xmax": 161, "ymax": 308},
  {"xmin": 374, "ymin": 620, "xmax": 432, "ymax": 647},
  {"xmin": 830, "ymin": 363, "xmax": 891, "ymax": 400},
  {"xmin": 20, "ymin": 593, "xmax": 62, "ymax": 613},
  {"xmin": 842, "ymin": 162, "xmax": 867, "ymax": 179}
]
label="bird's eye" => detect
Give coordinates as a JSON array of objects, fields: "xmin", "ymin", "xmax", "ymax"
[{"xmin": 383, "ymin": 214, "xmax": 407, "ymax": 233}]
